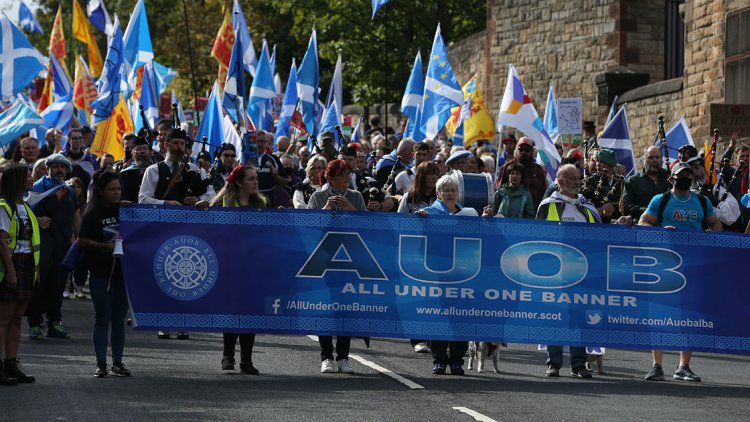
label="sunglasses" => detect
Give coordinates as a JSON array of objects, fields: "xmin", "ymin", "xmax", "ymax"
[{"xmin": 518, "ymin": 146, "xmax": 532, "ymax": 152}]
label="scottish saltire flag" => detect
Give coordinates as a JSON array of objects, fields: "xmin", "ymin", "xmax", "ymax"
[
  {"xmin": 274, "ymin": 59, "xmax": 298, "ymax": 144},
  {"xmin": 91, "ymin": 15, "xmax": 124, "ymax": 125},
  {"xmin": 319, "ymin": 99, "xmax": 343, "ymax": 148},
  {"xmin": 450, "ymin": 93, "xmax": 472, "ymax": 147},
  {"xmin": 135, "ymin": 62, "xmax": 159, "ymax": 133},
  {"xmin": 49, "ymin": 54, "xmax": 73, "ymax": 101},
  {"xmin": 77, "ymin": 108, "xmax": 89, "ymax": 127},
  {"xmin": 665, "ymin": 116, "xmax": 695, "ymax": 162},
  {"xmin": 351, "ymin": 115, "xmax": 363, "ymax": 143},
  {"xmin": 222, "ymin": 25, "xmax": 247, "ymax": 125},
  {"xmin": 122, "ymin": 0, "xmax": 153, "ymax": 99},
  {"xmin": 497, "ymin": 64, "xmax": 560, "ymax": 179},
  {"xmin": 19, "ymin": 2, "xmax": 43, "ymax": 34},
  {"xmin": 0, "ymin": 13, "xmax": 46, "ymax": 101},
  {"xmin": 232, "ymin": 0, "xmax": 257, "ymax": 77},
  {"xmin": 297, "ymin": 29, "xmax": 319, "ymax": 149},
  {"xmin": 598, "ymin": 105, "xmax": 635, "ymax": 175},
  {"xmin": 401, "ymin": 51, "xmax": 423, "ymax": 138},
  {"xmin": 172, "ymin": 90, "xmax": 186, "ymax": 125},
  {"xmin": 324, "ymin": 52, "xmax": 343, "ymax": 128},
  {"xmin": 543, "ymin": 83, "xmax": 559, "ymax": 145},
  {"xmin": 0, "ymin": 101, "xmax": 46, "ymax": 146},
  {"xmin": 270, "ymin": 45, "xmax": 277, "ymax": 76},
  {"xmin": 87, "ymin": 0, "xmax": 112, "ymax": 34},
  {"xmin": 40, "ymin": 96, "xmax": 75, "ymax": 136},
  {"xmin": 153, "ymin": 61, "xmax": 176, "ymax": 95},
  {"xmin": 372, "ymin": 0, "xmax": 392, "ymax": 19},
  {"xmin": 416, "ymin": 25, "xmax": 463, "ymax": 140},
  {"xmin": 605, "ymin": 95, "xmax": 619, "ymax": 127},
  {"xmin": 248, "ymin": 40, "xmax": 275, "ymax": 131},
  {"xmin": 195, "ymin": 81, "xmax": 224, "ymax": 158}
]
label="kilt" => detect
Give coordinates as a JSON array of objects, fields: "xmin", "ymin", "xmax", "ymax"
[{"xmin": 0, "ymin": 252, "xmax": 35, "ymax": 302}]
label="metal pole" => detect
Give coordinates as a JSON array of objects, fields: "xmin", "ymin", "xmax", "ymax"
[
  {"xmin": 181, "ymin": 0, "xmax": 201, "ymax": 126},
  {"xmin": 384, "ymin": 5, "xmax": 388, "ymax": 134}
]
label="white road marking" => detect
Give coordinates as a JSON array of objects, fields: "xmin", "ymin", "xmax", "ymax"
[
  {"xmin": 305, "ymin": 335, "xmax": 424, "ymax": 389},
  {"xmin": 348, "ymin": 353, "xmax": 424, "ymax": 390},
  {"xmin": 452, "ymin": 407, "xmax": 497, "ymax": 422}
]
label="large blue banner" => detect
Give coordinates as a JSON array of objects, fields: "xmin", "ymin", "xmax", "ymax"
[{"xmin": 120, "ymin": 205, "xmax": 750, "ymax": 355}]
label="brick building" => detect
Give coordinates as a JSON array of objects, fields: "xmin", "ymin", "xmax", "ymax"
[{"xmin": 447, "ymin": 0, "xmax": 750, "ymax": 156}]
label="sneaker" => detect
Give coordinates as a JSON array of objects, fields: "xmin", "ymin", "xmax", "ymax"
[
  {"xmin": 432, "ymin": 363, "xmax": 447, "ymax": 375},
  {"xmin": 111, "ymin": 362, "xmax": 131, "ymax": 377},
  {"xmin": 176, "ymin": 332, "xmax": 190, "ymax": 340},
  {"xmin": 571, "ymin": 367, "xmax": 593, "ymax": 379},
  {"xmin": 321, "ymin": 359, "xmax": 337, "ymax": 373},
  {"xmin": 74, "ymin": 286, "xmax": 87, "ymax": 299},
  {"xmin": 157, "ymin": 331, "xmax": 170, "ymax": 339},
  {"xmin": 644, "ymin": 363, "xmax": 665, "ymax": 381},
  {"xmin": 62, "ymin": 290, "xmax": 71, "ymax": 299},
  {"xmin": 413, "ymin": 343, "xmax": 431, "ymax": 353},
  {"xmin": 240, "ymin": 362, "xmax": 259, "ymax": 375},
  {"xmin": 221, "ymin": 356, "xmax": 235, "ymax": 371},
  {"xmin": 47, "ymin": 322, "xmax": 71, "ymax": 339},
  {"xmin": 545, "ymin": 364, "xmax": 560, "ymax": 377},
  {"xmin": 29, "ymin": 326, "xmax": 45, "ymax": 340},
  {"xmin": 673, "ymin": 365, "xmax": 701, "ymax": 382},
  {"xmin": 338, "ymin": 359, "xmax": 354, "ymax": 374},
  {"xmin": 449, "ymin": 362, "xmax": 465, "ymax": 375},
  {"xmin": 94, "ymin": 363, "xmax": 108, "ymax": 378}
]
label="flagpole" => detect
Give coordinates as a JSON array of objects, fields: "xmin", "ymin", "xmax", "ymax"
[
  {"xmin": 181, "ymin": 0, "xmax": 201, "ymax": 127},
  {"xmin": 384, "ymin": 4, "xmax": 388, "ymax": 134}
]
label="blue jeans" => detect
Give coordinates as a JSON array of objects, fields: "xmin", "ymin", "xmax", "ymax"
[
  {"xmin": 546, "ymin": 345, "xmax": 587, "ymax": 370},
  {"xmin": 90, "ymin": 276, "xmax": 128, "ymax": 363}
]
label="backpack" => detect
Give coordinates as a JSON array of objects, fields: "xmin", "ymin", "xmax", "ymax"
[{"xmin": 656, "ymin": 191, "xmax": 708, "ymax": 227}]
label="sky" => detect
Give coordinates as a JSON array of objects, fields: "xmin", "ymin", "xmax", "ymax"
[{"xmin": 0, "ymin": 0, "xmax": 40, "ymax": 26}]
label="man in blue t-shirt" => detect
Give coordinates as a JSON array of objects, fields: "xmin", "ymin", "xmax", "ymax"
[{"xmin": 638, "ymin": 161, "xmax": 721, "ymax": 383}]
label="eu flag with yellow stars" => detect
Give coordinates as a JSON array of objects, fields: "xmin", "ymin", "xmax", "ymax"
[{"xmin": 416, "ymin": 24, "xmax": 463, "ymax": 141}]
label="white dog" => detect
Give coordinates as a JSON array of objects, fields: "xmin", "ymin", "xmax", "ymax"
[{"xmin": 467, "ymin": 342, "xmax": 507, "ymax": 373}]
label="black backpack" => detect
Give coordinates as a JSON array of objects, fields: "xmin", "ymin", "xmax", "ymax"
[{"xmin": 656, "ymin": 191, "xmax": 708, "ymax": 227}]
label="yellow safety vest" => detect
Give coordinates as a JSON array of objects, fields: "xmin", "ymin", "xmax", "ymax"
[
  {"xmin": 546, "ymin": 201, "xmax": 596, "ymax": 223},
  {"xmin": 0, "ymin": 199, "xmax": 41, "ymax": 285}
]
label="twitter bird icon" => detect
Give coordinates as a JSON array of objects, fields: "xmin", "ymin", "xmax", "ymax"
[{"xmin": 586, "ymin": 310, "xmax": 603, "ymax": 325}]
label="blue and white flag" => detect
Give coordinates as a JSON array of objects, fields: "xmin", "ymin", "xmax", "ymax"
[
  {"xmin": 401, "ymin": 51, "xmax": 423, "ymax": 139},
  {"xmin": 248, "ymin": 40, "xmax": 275, "ymax": 132},
  {"xmin": 40, "ymin": 96, "xmax": 75, "ymax": 136},
  {"xmin": 153, "ymin": 61, "xmax": 176, "ymax": 95},
  {"xmin": 297, "ymin": 29, "xmax": 319, "ymax": 149},
  {"xmin": 605, "ymin": 95, "xmax": 619, "ymax": 127},
  {"xmin": 665, "ymin": 116, "xmax": 695, "ymax": 162},
  {"xmin": 372, "ymin": 0, "xmax": 392, "ymax": 19},
  {"xmin": 77, "ymin": 108, "xmax": 89, "ymax": 127},
  {"xmin": 91, "ymin": 15, "xmax": 123, "ymax": 125},
  {"xmin": 135, "ymin": 61, "xmax": 159, "ymax": 133},
  {"xmin": 19, "ymin": 1, "xmax": 43, "ymax": 34},
  {"xmin": 0, "ymin": 101, "xmax": 46, "ymax": 147},
  {"xmin": 222, "ymin": 25, "xmax": 247, "ymax": 126},
  {"xmin": 351, "ymin": 115, "xmax": 363, "ymax": 143},
  {"xmin": 543, "ymin": 82, "xmax": 559, "ymax": 144},
  {"xmin": 122, "ymin": 0, "xmax": 153, "ymax": 99},
  {"xmin": 269, "ymin": 45, "xmax": 276, "ymax": 76},
  {"xmin": 598, "ymin": 105, "xmax": 635, "ymax": 175},
  {"xmin": 0, "ymin": 13, "xmax": 46, "ymax": 101},
  {"xmin": 194, "ymin": 81, "xmax": 224, "ymax": 157},
  {"xmin": 49, "ymin": 54, "xmax": 73, "ymax": 101},
  {"xmin": 232, "ymin": 0, "xmax": 257, "ymax": 77},
  {"xmin": 87, "ymin": 0, "xmax": 112, "ymax": 34},
  {"xmin": 319, "ymin": 99, "xmax": 343, "ymax": 148},
  {"xmin": 274, "ymin": 59, "xmax": 298, "ymax": 145},
  {"xmin": 416, "ymin": 25, "xmax": 463, "ymax": 140},
  {"xmin": 324, "ymin": 51, "xmax": 343, "ymax": 128},
  {"xmin": 451, "ymin": 82, "xmax": 473, "ymax": 147}
]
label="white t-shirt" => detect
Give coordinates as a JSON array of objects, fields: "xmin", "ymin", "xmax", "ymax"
[{"xmin": 0, "ymin": 203, "xmax": 33, "ymax": 253}]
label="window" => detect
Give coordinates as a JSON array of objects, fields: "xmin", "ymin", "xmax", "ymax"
[
  {"xmin": 726, "ymin": 8, "xmax": 750, "ymax": 104},
  {"xmin": 665, "ymin": 0, "xmax": 685, "ymax": 79}
]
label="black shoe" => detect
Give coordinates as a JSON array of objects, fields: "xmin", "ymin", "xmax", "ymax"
[
  {"xmin": 449, "ymin": 362, "xmax": 465, "ymax": 375},
  {"xmin": 545, "ymin": 364, "xmax": 560, "ymax": 377},
  {"xmin": 94, "ymin": 362, "xmax": 108, "ymax": 378},
  {"xmin": 176, "ymin": 332, "xmax": 190, "ymax": 340},
  {"xmin": 571, "ymin": 366, "xmax": 593, "ymax": 379},
  {"xmin": 157, "ymin": 331, "xmax": 170, "ymax": 339},
  {"xmin": 0, "ymin": 362, "xmax": 18, "ymax": 386},
  {"xmin": 127, "ymin": 318, "xmax": 132, "ymax": 326},
  {"xmin": 221, "ymin": 357, "xmax": 235, "ymax": 371},
  {"xmin": 240, "ymin": 362, "xmax": 259, "ymax": 375},
  {"xmin": 111, "ymin": 361, "xmax": 131, "ymax": 377},
  {"xmin": 432, "ymin": 363, "xmax": 447, "ymax": 375},
  {"xmin": 3, "ymin": 359, "xmax": 35, "ymax": 383}
]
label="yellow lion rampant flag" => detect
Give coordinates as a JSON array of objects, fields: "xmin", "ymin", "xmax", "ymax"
[
  {"xmin": 72, "ymin": 0, "xmax": 104, "ymax": 78},
  {"xmin": 90, "ymin": 95, "xmax": 132, "ymax": 161},
  {"xmin": 445, "ymin": 75, "xmax": 495, "ymax": 148}
]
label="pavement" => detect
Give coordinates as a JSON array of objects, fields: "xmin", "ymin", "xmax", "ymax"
[{"xmin": 4, "ymin": 296, "xmax": 750, "ymax": 421}]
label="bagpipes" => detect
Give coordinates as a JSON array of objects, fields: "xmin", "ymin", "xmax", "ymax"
[
  {"xmin": 656, "ymin": 115, "xmax": 669, "ymax": 169},
  {"xmin": 581, "ymin": 131, "xmax": 599, "ymax": 193},
  {"xmin": 163, "ymin": 104, "xmax": 209, "ymax": 199}
]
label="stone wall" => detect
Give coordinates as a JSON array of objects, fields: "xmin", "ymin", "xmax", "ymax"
[{"xmin": 446, "ymin": 30, "xmax": 487, "ymax": 89}]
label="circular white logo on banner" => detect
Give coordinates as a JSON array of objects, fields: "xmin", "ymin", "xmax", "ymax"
[{"xmin": 154, "ymin": 235, "xmax": 218, "ymax": 301}]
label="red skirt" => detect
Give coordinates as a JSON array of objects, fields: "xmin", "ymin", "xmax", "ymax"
[{"xmin": 0, "ymin": 253, "xmax": 35, "ymax": 302}]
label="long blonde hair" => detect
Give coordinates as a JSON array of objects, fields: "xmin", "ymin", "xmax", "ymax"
[{"xmin": 210, "ymin": 165, "xmax": 266, "ymax": 207}]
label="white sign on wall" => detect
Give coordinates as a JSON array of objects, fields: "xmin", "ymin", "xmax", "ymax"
[{"xmin": 557, "ymin": 98, "xmax": 583, "ymax": 135}]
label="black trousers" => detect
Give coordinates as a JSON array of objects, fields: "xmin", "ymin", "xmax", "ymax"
[
  {"xmin": 430, "ymin": 341, "xmax": 468, "ymax": 365},
  {"xmin": 223, "ymin": 333, "xmax": 256, "ymax": 363},
  {"xmin": 26, "ymin": 235, "xmax": 69, "ymax": 327},
  {"xmin": 319, "ymin": 336, "xmax": 350, "ymax": 361}
]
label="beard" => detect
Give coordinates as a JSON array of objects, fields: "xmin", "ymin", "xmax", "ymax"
[{"xmin": 519, "ymin": 155, "xmax": 533, "ymax": 166}]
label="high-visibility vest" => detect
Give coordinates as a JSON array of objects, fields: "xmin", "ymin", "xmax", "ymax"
[
  {"xmin": 546, "ymin": 201, "xmax": 596, "ymax": 223},
  {"xmin": 0, "ymin": 199, "xmax": 41, "ymax": 285}
]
